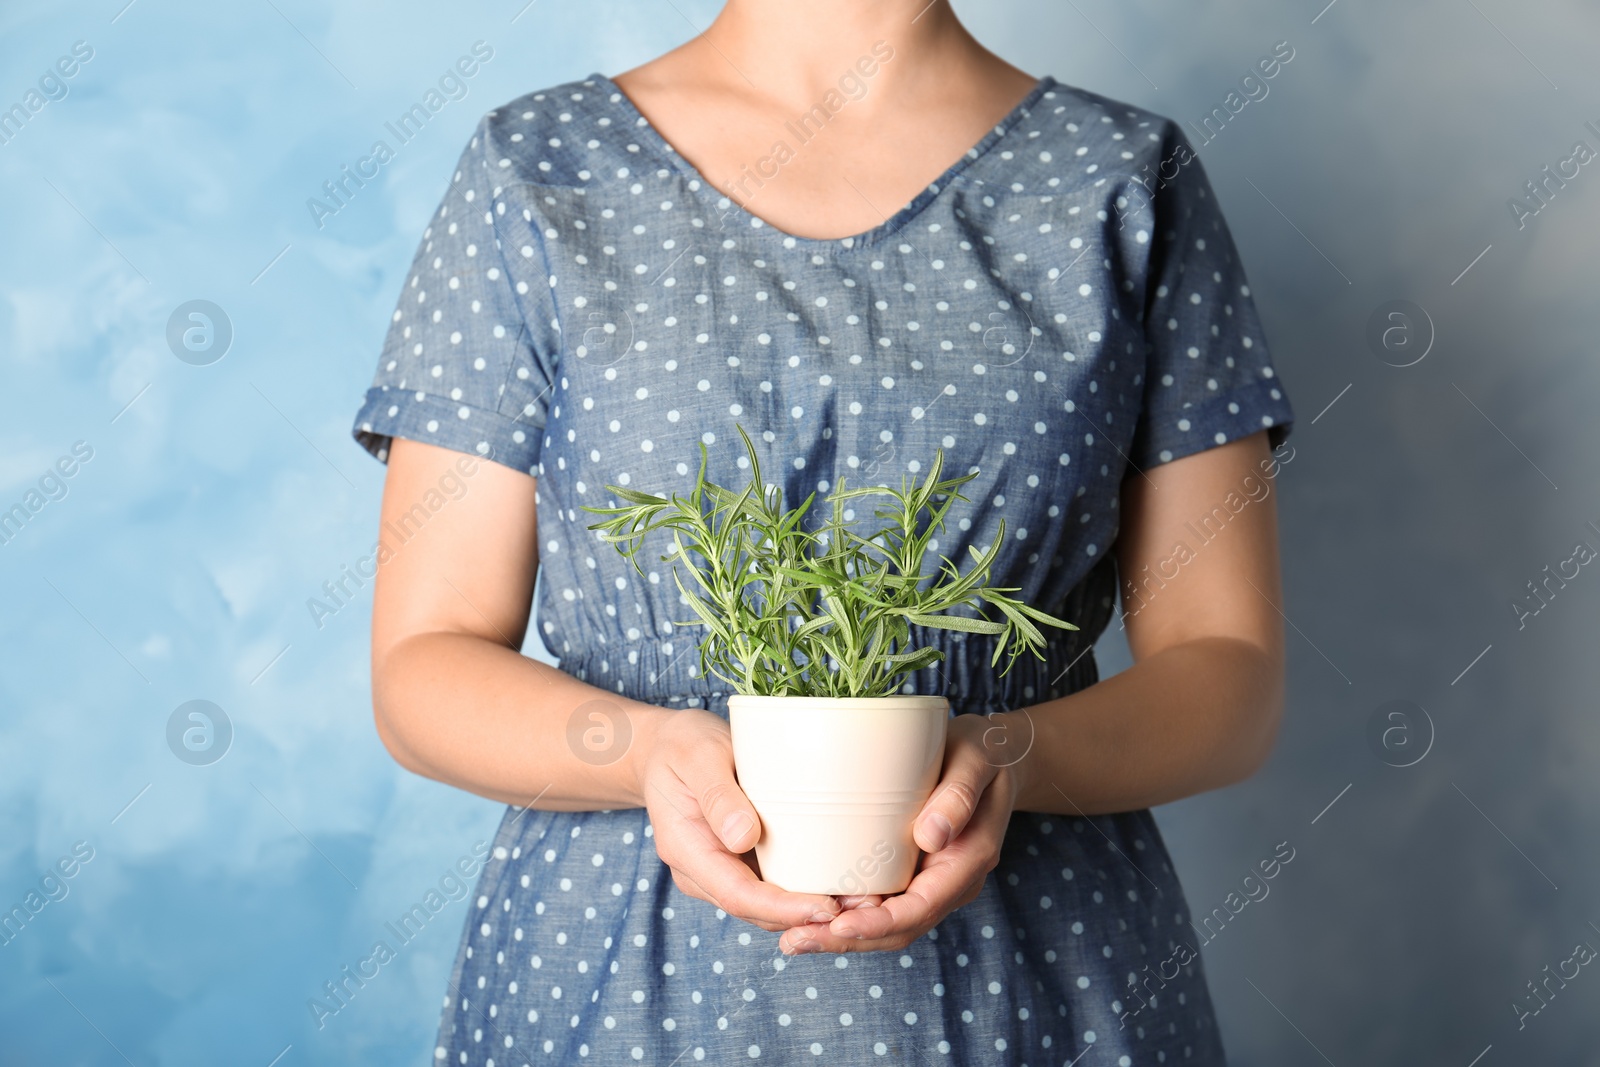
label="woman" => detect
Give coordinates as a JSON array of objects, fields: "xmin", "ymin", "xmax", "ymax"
[{"xmin": 351, "ymin": 1, "xmax": 1293, "ymax": 1062}]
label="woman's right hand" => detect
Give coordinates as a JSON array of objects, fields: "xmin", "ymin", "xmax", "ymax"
[{"xmin": 632, "ymin": 707, "xmax": 846, "ymax": 932}]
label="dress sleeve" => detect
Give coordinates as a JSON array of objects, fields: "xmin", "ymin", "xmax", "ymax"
[
  {"xmin": 351, "ymin": 113, "xmax": 561, "ymax": 475},
  {"xmin": 1129, "ymin": 121, "xmax": 1294, "ymax": 469}
]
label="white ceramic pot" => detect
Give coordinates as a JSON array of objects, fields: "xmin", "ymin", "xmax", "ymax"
[{"xmin": 727, "ymin": 694, "xmax": 950, "ymax": 895}]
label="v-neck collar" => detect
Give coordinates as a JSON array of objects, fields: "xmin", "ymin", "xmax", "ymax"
[{"xmin": 589, "ymin": 71, "xmax": 1055, "ymax": 249}]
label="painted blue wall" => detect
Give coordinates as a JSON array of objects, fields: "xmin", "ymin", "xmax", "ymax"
[{"xmin": 3, "ymin": 0, "xmax": 1597, "ymax": 1063}]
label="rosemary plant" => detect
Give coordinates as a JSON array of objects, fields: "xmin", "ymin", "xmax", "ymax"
[{"xmin": 580, "ymin": 425, "xmax": 1077, "ymax": 698}]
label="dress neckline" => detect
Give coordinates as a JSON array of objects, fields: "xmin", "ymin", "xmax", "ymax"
[{"xmin": 589, "ymin": 71, "xmax": 1055, "ymax": 249}]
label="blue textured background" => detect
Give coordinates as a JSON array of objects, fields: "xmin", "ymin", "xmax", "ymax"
[{"xmin": 3, "ymin": 1, "xmax": 1598, "ymax": 1063}]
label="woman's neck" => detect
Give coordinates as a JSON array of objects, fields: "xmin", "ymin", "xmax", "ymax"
[
  {"xmin": 608, "ymin": 0, "xmax": 1037, "ymax": 240},
  {"xmin": 698, "ymin": 0, "xmax": 986, "ymax": 110}
]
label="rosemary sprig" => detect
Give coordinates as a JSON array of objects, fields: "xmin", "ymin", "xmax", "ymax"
[{"xmin": 580, "ymin": 424, "xmax": 1077, "ymax": 698}]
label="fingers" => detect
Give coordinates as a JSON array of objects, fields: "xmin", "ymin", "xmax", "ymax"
[
  {"xmin": 769, "ymin": 893, "xmax": 889, "ymax": 950},
  {"xmin": 645, "ymin": 729, "xmax": 842, "ymax": 930},
  {"xmin": 913, "ymin": 732, "xmax": 998, "ymax": 853},
  {"xmin": 795, "ymin": 862, "xmax": 984, "ymax": 952},
  {"xmin": 669, "ymin": 866, "xmax": 711, "ymax": 905},
  {"xmin": 824, "ymin": 837, "xmax": 976, "ymax": 943},
  {"xmin": 653, "ymin": 788, "xmax": 839, "ymax": 929},
  {"xmin": 688, "ymin": 832, "xmax": 843, "ymax": 928},
  {"xmin": 795, "ymin": 774, "xmax": 1011, "ymax": 951},
  {"xmin": 670, "ymin": 865, "xmax": 789, "ymax": 932},
  {"xmin": 779, "ymin": 922, "xmax": 830, "ymax": 955}
]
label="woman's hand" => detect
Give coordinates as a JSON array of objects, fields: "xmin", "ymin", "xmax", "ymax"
[
  {"xmin": 777, "ymin": 710, "xmax": 1025, "ymax": 954},
  {"xmin": 635, "ymin": 707, "xmax": 847, "ymax": 932}
]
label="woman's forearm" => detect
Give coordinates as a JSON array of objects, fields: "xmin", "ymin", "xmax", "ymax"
[
  {"xmin": 373, "ymin": 627, "xmax": 1279, "ymax": 817},
  {"xmin": 1004, "ymin": 636, "xmax": 1284, "ymax": 816},
  {"xmin": 372, "ymin": 631, "xmax": 669, "ymax": 811}
]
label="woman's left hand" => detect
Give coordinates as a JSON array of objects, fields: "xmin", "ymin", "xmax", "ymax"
[{"xmin": 777, "ymin": 710, "xmax": 1027, "ymax": 954}]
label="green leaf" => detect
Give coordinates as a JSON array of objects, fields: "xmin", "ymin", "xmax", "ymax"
[
  {"xmin": 903, "ymin": 612, "xmax": 1008, "ymax": 635},
  {"xmin": 880, "ymin": 646, "xmax": 945, "ymax": 673},
  {"xmin": 606, "ymin": 486, "xmax": 671, "ymax": 507},
  {"xmin": 581, "ymin": 422, "xmax": 1076, "ymax": 697},
  {"xmin": 1014, "ymin": 601, "xmax": 1080, "ymax": 631}
]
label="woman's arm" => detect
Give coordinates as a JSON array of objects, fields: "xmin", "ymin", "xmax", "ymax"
[
  {"xmin": 891, "ymin": 430, "xmax": 1287, "ymax": 858},
  {"xmin": 370, "ymin": 436, "xmax": 654, "ymax": 811},
  {"xmin": 371, "ymin": 437, "xmax": 847, "ymax": 930},
  {"xmin": 1005, "ymin": 428, "xmax": 1288, "ymax": 815},
  {"xmin": 785, "ymin": 430, "xmax": 1287, "ymax": 952}
]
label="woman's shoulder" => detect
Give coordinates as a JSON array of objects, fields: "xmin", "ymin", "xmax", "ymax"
[
  {"xmin": 1036, "ymin": 78, "xmax": 1164, "ymax": 122},
  {"xmin": 1001, "ymin": 76, "xmax": 1187, "ymax": 176},
  {"xmin": 462, "ymin": 74, "xmax": 640, "ymax": 190}
]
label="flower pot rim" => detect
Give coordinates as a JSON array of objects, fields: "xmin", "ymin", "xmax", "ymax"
[{"xmin": 727, "ymin": 693, "xmax": 949, "ymax": 710}]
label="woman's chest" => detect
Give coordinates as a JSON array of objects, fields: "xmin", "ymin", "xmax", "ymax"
[{"xmin": 521, "ymin": 177, "xmax": 1151, "ymax": 511}]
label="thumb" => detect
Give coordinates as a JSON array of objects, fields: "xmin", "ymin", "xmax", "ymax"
[
  {"xmin": 691, "ymin": 758, "xmax": 762, "ymax": 854},
  {"xmin": 914, "ymin": 747, "xmax": 992, "ymax": 854}
]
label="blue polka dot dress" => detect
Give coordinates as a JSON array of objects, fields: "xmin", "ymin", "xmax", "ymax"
[{"xmin": 352, "ymin": 72, "xmax": 1294, "ymax": 1066}]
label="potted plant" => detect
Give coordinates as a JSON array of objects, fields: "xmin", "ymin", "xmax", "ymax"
[{"xmin": 582, "ymin": 426, "xmax": 1076, "ymax": 895}]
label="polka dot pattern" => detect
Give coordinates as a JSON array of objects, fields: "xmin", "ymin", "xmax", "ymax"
[
  {"xmin": 355, "ymin": 72, "xmax": 1288, "ymax": 1066},
  {"xmin": 436, "ymin": 804, "xmax": 1223, "ymax": 1065}
]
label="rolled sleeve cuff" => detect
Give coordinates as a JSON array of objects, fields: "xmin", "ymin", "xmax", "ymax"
[
  {"xmin": 1133, "ymin": 377, "xmax": 1295, "ymax": 470},
  {"xmin": 351, "ymin": 385, "xmax": 545, "ymax": 474}
]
